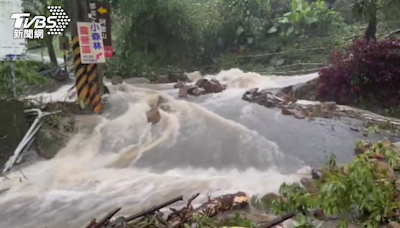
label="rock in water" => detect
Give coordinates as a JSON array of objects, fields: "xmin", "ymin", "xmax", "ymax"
[
  {"xmin": 311, "ymin": 168, "xmax": 322, "ymax": 179},
  {"xmin": 187, "ymin": 85, "xmax": 199, "ymax": 96},
  {"xmin": 242, "ymin": 87, "xmax": 258, "ymax": 102},
  {"xmin": 281, "ymin": 108, "xmax": 293, "ymax": 115},
  {"xmin": 111, "ymin": 76, "xmax": 123, "ymax": 85},
  {"xmin": 174, "ymin": 81, "xmax": 187, "ymax": 89},
  {"xmin": 178, "ymin": 87, "xmax": 188, "ymax": 97},
  {"xmin": 146, "ymin": 109, "xmax": 161, "ymax": 124},
  {"xmin": 191, "ymin": 87, "xmax": 205, "ymax": 96},
  {"xmin": 195, "ymin": 78, "xmax": 208, "ymax": 87},
  {"xmin": 278, "ymin": 78, "xmax": 318, "ymax": 100},
  {"xmin": 203, "ymin": 79, "xmax": 224, "ymax": 93}
]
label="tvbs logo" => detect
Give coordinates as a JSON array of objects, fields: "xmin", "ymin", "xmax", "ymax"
[
  {"xmin": 11, "ymin": 14, "xmax": 57, "ymax": 29},
  {"xmin": 10, "ymin": 6, "xmax": 70, "ymax": 36}
]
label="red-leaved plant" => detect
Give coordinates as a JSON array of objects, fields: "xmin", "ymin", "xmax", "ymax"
[{"xmin": 317, "ymin": 39, "xmax": 400, "ymax": 108}]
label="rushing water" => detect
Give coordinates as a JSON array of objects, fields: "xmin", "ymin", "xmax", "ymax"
[{"xmin": 0, "ymin": 69, "xmax": 365, "ymax": 228}]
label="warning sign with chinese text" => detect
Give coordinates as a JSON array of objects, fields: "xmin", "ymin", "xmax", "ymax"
[{"xmin": 77, "ymin": 22, "xmax": 105, "ymax": 64}]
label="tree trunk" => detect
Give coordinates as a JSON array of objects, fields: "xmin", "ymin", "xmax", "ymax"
[
  {"xmin": 44, "ymin": 35, "xmax": 58, "ymax": 66},
  {"xmin": 364, "ymin": 1, "xmax": 377, "ymax": 41}
]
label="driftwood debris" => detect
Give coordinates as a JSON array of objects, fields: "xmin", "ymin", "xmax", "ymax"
[
  {"xmin": 85, "ymin": 208, "xmax": 122, "ymax": 228},
  {"xmin": 107, "ymin": 195, "xmax": 184, "ymax": 227},
  {"xmin": 167, "ymin": 191, "xmax": 249, "ymax": 224},
  {"xmin": 86, "ymin": 192, "xmax": 253, "ymax": 228}
]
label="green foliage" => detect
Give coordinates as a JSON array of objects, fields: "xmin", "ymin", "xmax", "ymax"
[
  {"xmin": 268, "ymin": 140, "xmax": 400, "ymax": 228},
  {"xmin": 107, "ymin": 0, "xmax": 347, "ymax": 77},
  {"xmin": 0, "ymin": 60, "xmax": 50, "ymax": 98},
  {"xmin": 268, "ymin": 0, "xmax": 340, "ymax": 37}
]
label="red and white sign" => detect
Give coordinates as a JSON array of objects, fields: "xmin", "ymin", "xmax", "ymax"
[{"xmin": 77, "ymin": 22, "xmax": 105, "ymax": 64}]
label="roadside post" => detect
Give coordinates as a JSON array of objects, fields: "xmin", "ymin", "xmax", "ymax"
[
  {"xmin": 70, "ymin": 0, "xmax": 113, "ymax": 113},
  {"xmin": 89, "ymin": 1, "xmax": 113, "ymax": 95}
]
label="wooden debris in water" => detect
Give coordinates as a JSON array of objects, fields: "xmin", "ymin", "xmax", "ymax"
[{"xmin": 84, "ymin": 192, "xmax": 292, "ymax": 228}]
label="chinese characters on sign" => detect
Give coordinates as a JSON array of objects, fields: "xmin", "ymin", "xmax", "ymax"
[
  {"xmin": 13, "ymin": 29, "xmax": 44, "ymax": 39},
  {"xmin": 77, "ymin": 22, "xmax": 105, "ymax": 64},
  {"xmin": 89, "ymin": 2, "xmax": 112, "ymax": 58}
]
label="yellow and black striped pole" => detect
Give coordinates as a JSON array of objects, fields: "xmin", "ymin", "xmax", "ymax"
[
  {"xmin": 71, "ymin": 36, "xmax": 89, "ymax": 104},
  {"xmin": 70, "ymin": 0, "xmax": 103, "ymax": 113},
  {"xmin": 86, "ymin": 64, "xmax": 102, "ymax": 113}
]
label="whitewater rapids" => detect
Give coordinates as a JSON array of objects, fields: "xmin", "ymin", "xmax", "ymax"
[{"xmin": 0, "ymin": 69, "xmax": 361, "ymax": 228}]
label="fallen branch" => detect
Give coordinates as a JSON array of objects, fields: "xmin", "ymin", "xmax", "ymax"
[
  {"xmin": 177, "ymin": 193, "xmax": 200, "ymax": 227},
  {"xmin": 259, "ymin": 212, "xmax": 296, "ymax": 228},
  {"xmin": 108, "ymin": 195, "xmax": 183, "ymax": 227},
  {"xmin": 85, "ymin": 219, "xmax": 96, "ymax": 228},
  {"xmin": 93, "ymin": 208, "xmax": 121, "ymax": 228},
  {"xmin": 167, "ymin": 191, "xmax": 249, "ymax": 223}
]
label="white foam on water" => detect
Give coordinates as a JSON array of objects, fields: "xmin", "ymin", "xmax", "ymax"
[
  {"xmin": 0, "ymin": 69, "xmax": 318, "ymax": 228},
  {"xmin": 24, "ymin": 84, "xmax": 75, "ymax": 103}
]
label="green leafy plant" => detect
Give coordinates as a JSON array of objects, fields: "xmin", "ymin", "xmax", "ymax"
[
  {"xmin": 268, "ymin": 0, "xmax": 338, "ymax": 37},
  {"xmin": 0, "ymin": 60, "xmax": 50, "ymax": 98},
  {"xmin": 268, "ymin": 140, "xmax": 400, "ymax": 228}
]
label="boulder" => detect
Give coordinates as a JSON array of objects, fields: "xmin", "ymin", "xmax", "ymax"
[
  {"xmin": 281, "ymin": 108, "xmax": 293, "ymax": 115},
  {"xmin": 311, "ymin": 168, "xmax": 322, "ymax": 179},
  {"xmin": 186, "ymin": 85, "xmax": 198, "ymax": 95},
  {"xmin": 242, "ymin": 88, "xmax": 259, "ymax": 102},
  {"xmin": 176, "ymin": 78, "xmax": 225, "ymax": 98},
  {"xmin": 174, "ymin": 81, "xmax": 187, "ymax": 89},
  {"xmin": 203, "ymin": 79, "xmax": 224, "ymax": 93},
  {"xmin": 195, "ymin": 78, "xmax": 208, "ymax": 87},
  {"xmin": 300, "ymin": 177, "xmax": 317, "ymax": 194},
  {"xmin": 278, "ymin": 78, "xmax": 318, "ymax": 101},
  {"xmin": 111, "ymin": 76, "xmax": 123, "ymax": 85},
  {"xmin": 178, "ymin": 87, "xmax": 188, "ymax": 97},
  {"xmin": 190, "ymin": 87, "xmax": 205, "ymax": 96},
  {"xmin": 146, "ymin": 109, "xmax": 161, "ymax": 124},
  {"xmin": 253, "ymin": 93, "xmax": 268, "ymax": 105}
]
